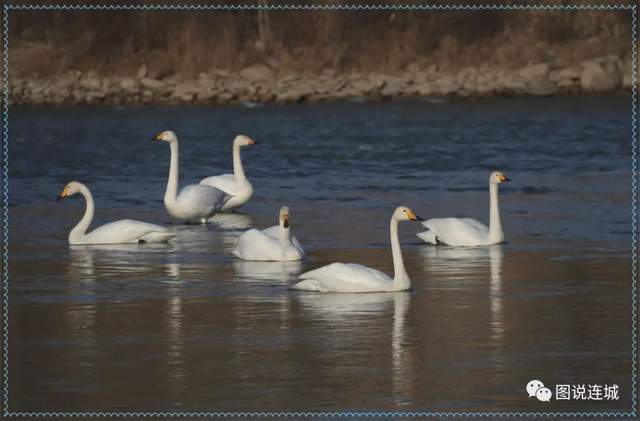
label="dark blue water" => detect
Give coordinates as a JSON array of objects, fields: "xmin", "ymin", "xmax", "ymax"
[{"xmin": 6, "ymin": 95, "xmax": 635, "ymax": 413}]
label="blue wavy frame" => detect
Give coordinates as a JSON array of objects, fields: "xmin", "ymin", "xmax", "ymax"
[{"xmin": 1, "ymin": 2, "xmax": 638, "ymax": 418}]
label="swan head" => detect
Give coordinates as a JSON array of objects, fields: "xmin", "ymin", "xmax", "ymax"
[
  {"xmin": 279, "ymin": 206, "xmax": 291, "ymax": 228},
  {"xmin": 234, "ymin": 134, "xmax": 257, "ymax": 147},
  {"xmin": 394, "ymin": 206, "xmax": 425, "ymax": 222},
  {"xmin": 490, "ymin": 171, "xmax": 510, "ymax": 184},
  {"xmin": 151, "ymin": 130, "xmax": 178, "ymax": 143},
  {"xmin": 56, "ymin": 181, "xmax": 84, "ymax": 201}
]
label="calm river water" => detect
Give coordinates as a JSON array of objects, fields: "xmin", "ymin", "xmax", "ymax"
[{"xmin": 6, "ymin": 95, "xmax": 634, "ymax": 413}]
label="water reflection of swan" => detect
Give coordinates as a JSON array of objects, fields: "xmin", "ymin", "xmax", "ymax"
[
  {"xmin": 233, "ymin": 260, "xmax": 303, "ymax": 283},
  {"xmin": 164, "ymin": 262, "xmax": 186, "ymax": 396},
  {"xmin": 487, "ymin": 246, "xmax": 504, "ymax": 341},
  {"xmin": 296, "ymin": 292, "xmax": 414, "ymax": 405},
  {"xmin": 65, "ymin": 248, "xmax": 99, "ymax": 354},
  {"xmin": 295, "ymin": 291, "xmax": 398, "ymax": 317},
  {"xmin": 168, "ymin": 215, "xmax": 252, "ymax": 253},
  {"xmin": 390, "ymin": 293, "xmax": 412, "ymax": 406},
  {"xmin": 68, "ymin": 243, "xmax": 170, "ymax": 279},
  {"xmin": 418, "ymin": 245, "xmax": 504, "ymax": 340},
  {"xmin": 208, "ymin": 213, "xmax": 253, "ymax": 230}
]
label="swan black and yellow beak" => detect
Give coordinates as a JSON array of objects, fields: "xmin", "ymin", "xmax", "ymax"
[
  {"xmin": 283, "ymin": 214, "xmax": 290, "ymax": 228},
  {"xmin": 248, "ymin": 138, "xmax": 257, "ymax": 146},
  {"xmin": 150, "ymin": 132, "xmax": 162, "ymax": 141},
  {"xmin": 56, "ymin": 189, "xmax": 69, "ymax": 201},
  {"xmin": 498, "ymin": 174, "xmax": 511, "ymax": 183},
  {"xmin": 407, "ymin": 210, "xmax": 425, "ymax": 222}
]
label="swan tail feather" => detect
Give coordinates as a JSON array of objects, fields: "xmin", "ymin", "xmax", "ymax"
[{"xmin": 291, "ymin": 279, "xmax": 325, "ymax": 292}]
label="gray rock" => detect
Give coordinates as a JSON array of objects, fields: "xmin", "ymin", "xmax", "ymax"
[
  {"xmin": 381, "ymin": 77, "xmax": 406, "ymax": 97},
  {"xmin": 197, "ymin": 91, "xmax": 218, "ymax": 101},
  {"xmin": 413, "ymin": 82, "xmax": 434, "ymax": 96},
  {"xmin": 549, "ymin": 68, "xmax": 580, "ymax": 82},
  {"xmin": 172, "ymin": 80, "xmax": 200, "ymax": 98},
  {"xmin": 276, "ymin": 84, "xmax": 312, "ymax": 102},
  {"xmin": 526, "ymin": 77, "xmax": 559, "ymax": 96},
  {"xmin": 580, "ymin": 60, "xmax": 619, "ymax": 92},
  {"xmin": 517, "ymin": 63, "xmax": 550, "ymax": 81},
  {"xmin": 120, "ymin": 78, "xmax": 138, "ymax": 92},
  {"xmin": 240, "ymin": 64, "xmax": 274, "ymax": 82},
  {"xmin": 141, "ymin": 77, "xmax": 164, "ymax": 90},
  {"xmin": 80, "ymin": 76, "xmax": 102, "ymax": 90},
  {"xmin": 500, "ymin": 76, "xmax": 527, "ymax": 94},
  {"xmin": 431, "ymin": 75, "xmax": 458, "ymax": 95},
  {"xmin": 137, "ymin": 64, "xmax": 147, "ymax": 79},
  {"xmin": 351, "ymin": 74, "xmax": 385, "ymax": 95},
  {"xmin": 218, "ymin": 92, "xmax": 235, "ymax": 103}
]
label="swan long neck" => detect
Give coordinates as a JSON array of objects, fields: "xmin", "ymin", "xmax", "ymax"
[
  {"xmin": 164, "ymin": 140, "xmax": 179, "ymax": 206},
  {"xmin": 488, "ymin": 182, "xmax": 503, "ymax": 243},
  {"xmin": 390, "ymin": 217, "xmax": 410, "ymax": 289},
  {"xmin": 278, "ymin": 219, "xmax": 291, "ymax": 245},
  {"xmin": 69, "ymin": 185, "xmax": 94, "ymax": 243},
  {"xmin": 233, "ymin": 144, "xmax": 248, "ymax": 183}
]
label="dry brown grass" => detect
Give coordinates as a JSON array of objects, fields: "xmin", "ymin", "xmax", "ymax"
[{"xmin": 6, "ymin": 3, "xmax": 634, "ymax": 78}]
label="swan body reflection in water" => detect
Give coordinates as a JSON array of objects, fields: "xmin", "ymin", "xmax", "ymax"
[
  {"xmin": 418, "ymin": 244, "xmax": 504, "ymax": 340},
  {"xmin": 208, "ymin": 213, "xmax": 253, "ymax": 231},
  {"xmin": 233, "ymin": 260, "xmax": 303, "ymax": 283},
  {"xmin": 295, "ymin": 291, "xmax": 413, "ymax": 406}
]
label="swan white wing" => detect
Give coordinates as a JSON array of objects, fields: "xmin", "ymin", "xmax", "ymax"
[
  {"xmin": 82, "ymin": 220, "xmax": 173, "ymax": 244},
  {"xmin": 294, "ymin": 263, "xmax": 392, "ymax": 292},
  {"xmin": 199, "ymin": 174, "xmax": 239, "ymax": 196},
  {"xmin": 421, "ymin": 217, "xmax": 489, "ymax": 246},
  {"xmin": 176, "ymin": 184, "xmax": 230, "ymax": 218},
  {"xmin": 262, "ymin": 225, "xmax": 304, "ymax": 253},
  {"xmin": 233, "ymin": 228, "xmax": 283, "ymax": 261},
  {"xmin": 460, "ymin": 218, "xmax": 490, "ymax": 234}
]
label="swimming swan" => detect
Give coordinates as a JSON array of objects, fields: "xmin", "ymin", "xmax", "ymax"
[
  {"xmin": 152, "ymin": 130, "xmax": 229, "ymax": 223},
  {"xmin": 417, "ymin": 171, "xmax": 510, "ymax": 246},
  {"xmin": 293, "ymin": 206, "xmax": 424, "ymax": 292},
  {"xmin": 200, "ymin": 135, "xmax": 256, "ymax": 211},
  {"xmin": 57, "ymin": 181, "xmax": 174, "ymax": 245},
  {"xmin": 233, "ymin": 206, "xmax": 304, "ymax": 261}
]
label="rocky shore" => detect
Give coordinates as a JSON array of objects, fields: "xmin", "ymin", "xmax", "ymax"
[{"xmin": 9, "ymin": 54, "xmax": 633, "ymax": 106}]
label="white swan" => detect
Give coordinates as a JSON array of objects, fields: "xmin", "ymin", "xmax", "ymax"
[
  {"xmin": 233, "ymin": 206, "xmax": 304, "ymax": 261},
  {"xmin": 152, "ymin": 130, "xmax": 230, "ymax": 223},
  {"xmin": 57, "ymin": 181, "xmax": 174, "ymax": 245},
  {"xmin": 417, "ymin": 171, "xmax": 510, "ymax": 246},
  {"xmin": 293, "ymin": 206, "xmax": 424, "ymax": 292},
  {"xmin": 199, "ymin": 135, "xmax": 256, "ymax": 211}
]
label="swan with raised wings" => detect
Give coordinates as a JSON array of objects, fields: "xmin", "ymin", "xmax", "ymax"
[
  {"xmin": 200, "ymin": 135, "xmax": 256, "ymax": 211},
  {"xmin": 152, "ymin": 130, "xmax": 229, "ymax": 223},
  {"xmin": 293, "ymin": 206, "xmax": 423, "ymax": 292},
  {"xmin": 417, "ymin": 171, "xmax": 510, "ymax": 246},
  {"xmin": 233, "ymin": 206, "xmax": 304, "ymax": 261},
  {"xmin": 57, "ymin": 181, "xmax": 174, "ymax": 245}
]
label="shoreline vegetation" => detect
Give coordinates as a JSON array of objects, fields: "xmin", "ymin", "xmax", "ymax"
[{"xmin": 6, "ymin": 4, "xmax": 636, "ymax": 106}]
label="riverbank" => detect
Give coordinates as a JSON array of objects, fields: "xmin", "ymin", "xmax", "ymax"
[{"xmin": 8, "ymin": 54, "xmax": 633, "ymax": 106}]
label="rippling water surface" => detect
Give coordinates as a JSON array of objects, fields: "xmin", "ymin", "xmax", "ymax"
[{"xmin": 7, "ymin": 95, "xmax": 634, "ymax": 412}]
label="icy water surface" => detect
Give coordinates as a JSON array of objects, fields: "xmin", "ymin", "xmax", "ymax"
[{"xmin": 7, "ymin": 95, "xmax": 634, "ymax": 412}]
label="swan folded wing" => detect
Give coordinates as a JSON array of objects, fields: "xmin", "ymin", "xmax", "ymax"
[
  {"xmin": 262, "ymin": 225, "xmax": 305, "ymax": 255},
  {"xmin": 416, "ymin": 230, "xmax": 438, "ymax": 245},
  {"xmin": 234, "ymin": 228, "xmax": 282, "ymax": 260},
  {"xmin": 199, "ymin": 174, "xmax": 239, "ymax": 196},
  {"xmin": 296, "ymin": 263, "xmax": 392, "ymax": 292},
  {"xmin": 423, "ymin": 217, "xmax": 489, "ymax": 246},
  {"xmin": 178, "ymin": 184, "xmax": 230, "ymax": 215},
  {"xmin": 84, "ymin": 220, "xmax": 171, "ymax": 244}
]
